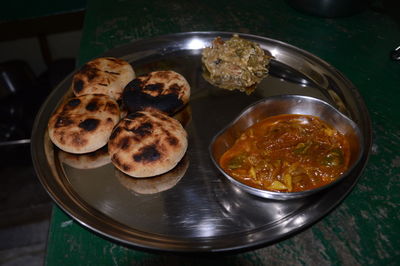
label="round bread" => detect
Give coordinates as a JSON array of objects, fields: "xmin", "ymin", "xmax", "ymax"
[
  {"xmin": 58, "ymin": 146, "xmax": 111, "ymax": 169},
  {"xmin": 108, "ymin": 110, "xmax": 188, "ymax": 177},
  {"xmin": 115, "ymin": 155, "xmax": 189, "ymax": 194},
  {"xmin": 122, "ymin": 70, "xmax": 190, "ymax": 115},
  {"xmin": 72, "ymin": 57, "xmax": 135, "ymax": 100},
  {"xmin": 48, "ymin": 94, "xmax": 120, "ymax": 154}
]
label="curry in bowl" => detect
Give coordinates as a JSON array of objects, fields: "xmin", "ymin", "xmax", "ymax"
[
  {"xmin": 210, "ymin": 95, "xmax": 363, "ymax": 200},
  {"xmin": 219, "ymin": 114, "xmax": 350, "ymax": 193}
]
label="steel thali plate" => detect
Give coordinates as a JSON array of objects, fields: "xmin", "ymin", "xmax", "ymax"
[{"xmin": 31, "ymin": 32, "xmax": 372, "ymax": 253}]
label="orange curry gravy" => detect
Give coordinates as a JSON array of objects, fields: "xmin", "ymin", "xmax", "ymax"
[{"xmin": 220, "ymin": 114, "xmax": 351, "ymax": 192}]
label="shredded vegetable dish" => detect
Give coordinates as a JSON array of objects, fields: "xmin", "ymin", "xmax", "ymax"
[
  {"xmin": 220, "ymin": 114, "xmax": 351, "ymax": 192},
  {"xmin": 201, "ymin": 34, "xmax": 272, "ymax": 94}
]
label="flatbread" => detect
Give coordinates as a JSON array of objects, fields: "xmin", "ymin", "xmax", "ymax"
[
  {"xmin": 48, "ymin": 94, "xmax": 120, "ymax": 154},
  {"xmin": 58, "ymin": 146, "xmax": 111, "ymax": 169},
  {"xmin": 115, "ymin": 155, "xmax": 189, "ymax": 194},
  {"xmin": 122, "ymin": 70, "xmax": 190, "ymax": 115},
  {"xmin": 72, "ymin": 57, "xmax": 135, "ymax": 100},
  {"xmin": 108, "ymin": 110, "xmax": 188, "ymax": 177}
]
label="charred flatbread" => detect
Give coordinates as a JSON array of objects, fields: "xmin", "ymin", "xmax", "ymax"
[
  {"xmin": 72, "ymin": 57, "xmax": 135, "ymax": 100},
  {"xmin": 48, "ymin": 94, "xmax": 120, "ymax": 154},
  {"xmin": 122, "ymin": 70, "xmax": 190, "ymax": 115},
  {"xmin": 108, "ymin": 110, "xmax": 188, "ymax": 177}
]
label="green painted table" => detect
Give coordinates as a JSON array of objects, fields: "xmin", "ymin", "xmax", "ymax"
[{"xmin": 45, "ymin": 0, "xmax": 400, "ymax": 264}]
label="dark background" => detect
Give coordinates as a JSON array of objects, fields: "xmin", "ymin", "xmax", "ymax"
[{"xmin": 0, "ymin": 1, "xmax": 86, "ymax": 265}]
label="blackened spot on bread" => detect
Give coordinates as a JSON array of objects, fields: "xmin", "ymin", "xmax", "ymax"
[
  {"xmin": 130, "ymin": 122, "xmax": 152, "ymax": 137},
  {"xmin": 55, "ymin": 116, "xmax": 73, "ymax": 128},
  {"xmin": 72, "ymin": 132, "xmax": 87, "ymax": 146},
  {"xmin": 106, "ymin": 58, "xmax": 123, "ymax": 65},
  {"xmin": 79, "ymin": 118, "xmax": 100, "ymax": 131},
  {"xmin": 58, "ymin": 132, "xmax": 66, "ymax": 144},
  {"xmin": 105, "ymin": 102, "xmax": 118, "ymax": 114},
  {"xmin": 119, "ymin": 137, "xmax": 130, "ymax": 150},
  {"xmin": 86, "ymin": 100, "xmax": 99, "ymax": 111},
  {"xmin": 67, "ymin": 98, "xmax": 81, "ymax": 107},
  {"xmin": 154, "ymin": 71, "xmax": 171, "ymax": 79},
  {"xmin": 152, "ymin": 112, "xmax": 168, "ymax": 121},
  {"xmin": 110, "ymin": 127, "xmax": 121, "ymax": 140},
  {"xmin": 74, "ymin": 79, "xmax": 84, "ymax": 93},
  {"xmin": 80, "ymin": 64, "xmax": 98, "ymax": 80},
  {"xmin": 145, "ymin": 83, "xmax": 163, "ymax": 93},
  {"xmin": 162, "ymin": 128, "xmax": 181, "ymax": 146},
  {"xmin": 133, "ymin": 145, "xmax": 160, "ymax": 162},
  {"xmin": 127, "ymin": 112, "xmax": 145, "ymax": 120},
  {"xmin": 123, "ymin": 87, "xmax": 183, "ymax": 115},
  {"xmin": 169, "ymin": 84, "xmax": 181, "ymax": 94},
  {"xmin": 127, "ymin": 78, "xmax": 143, "ymax": 89},
  {"xmin": 112, "ymin": 153, "xmax": 122, "ymax": 166},
  {"xmin": 167, "ymin": 136, "xmax": 178, "ymax": 146},
  {"xmin": 122, "ymin": 164, "xmax": 131, "ymax": 171},
  {"xmin": 124, "ymin": 119, "xmax": 131, "ymax": 126},
  {"xmin": 105, "ymin": 70, "xmax": 120, "ymax": 75}
]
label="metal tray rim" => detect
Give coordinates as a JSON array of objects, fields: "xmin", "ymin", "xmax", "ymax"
[{"xmin": 30, "ymin": 31, "xmax": 372, "ymax": 253}]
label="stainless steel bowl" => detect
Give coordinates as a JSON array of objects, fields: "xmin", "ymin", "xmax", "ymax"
[{"xmin": 209, "ymin": 94, "xmax": 364, "ymax": 200}]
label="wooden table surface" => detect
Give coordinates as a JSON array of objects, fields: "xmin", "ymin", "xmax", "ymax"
[{"xmin": 44, "ymin": 0, "xmax": 400, "ymax": 264}]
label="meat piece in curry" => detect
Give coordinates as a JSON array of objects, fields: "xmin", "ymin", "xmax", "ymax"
[
  {"xmin": 220, "ymin": 114, "xmax": 351, "ymax": 192},
  {"xmin": 201, "ymin": 34, "xmax": 272, "ymax": 94}
]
